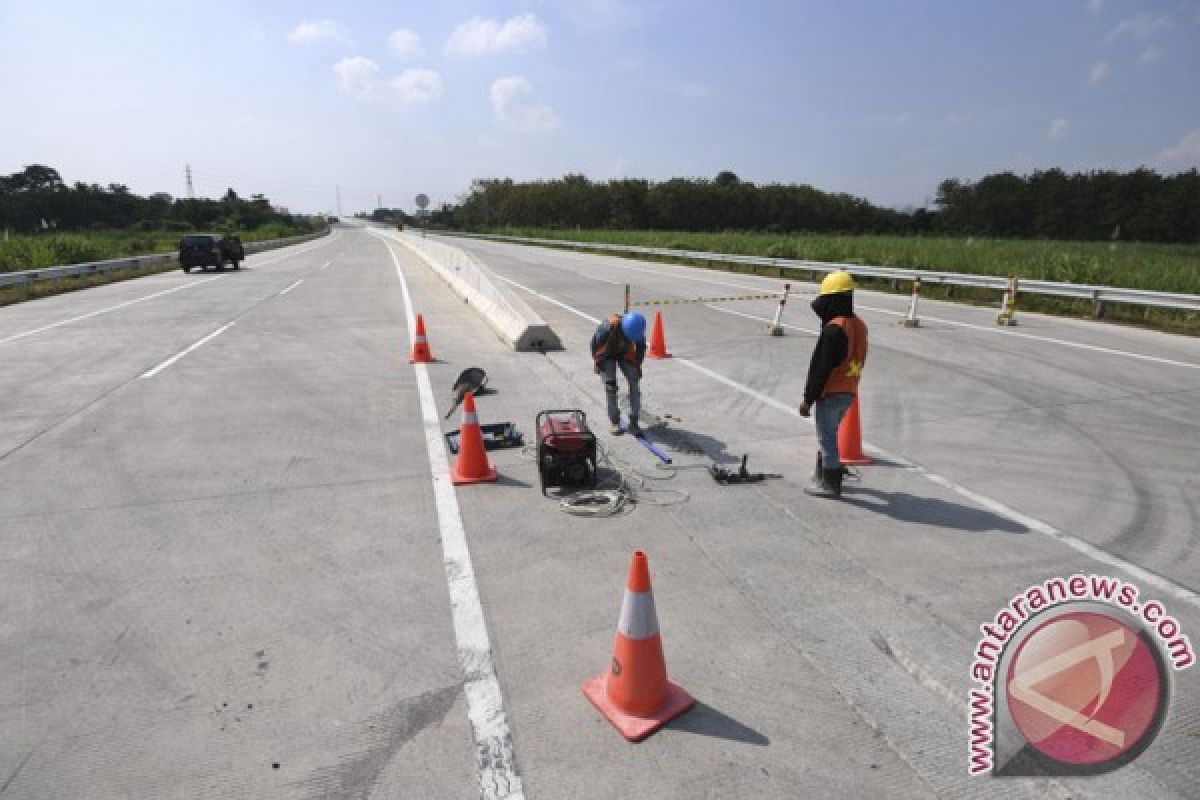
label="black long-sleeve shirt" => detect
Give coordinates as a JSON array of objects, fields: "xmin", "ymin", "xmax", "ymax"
[{"xmin": 803, "ymin": 292, "xmax": 856, "ymax": 404}]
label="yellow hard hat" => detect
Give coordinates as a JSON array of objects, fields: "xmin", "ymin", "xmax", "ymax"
[{"xmin": 818, "ymin": 270, "xmax": 856, "ymax": 295}]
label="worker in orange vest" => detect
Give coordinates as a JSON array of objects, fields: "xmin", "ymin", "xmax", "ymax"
[
  {"xmin": 591, "ymin": 311, "xmax": 648, "ymax": 435},
  {"xmin": 798, "ymin": 271, "xmax": 867, "ymax": 498}
]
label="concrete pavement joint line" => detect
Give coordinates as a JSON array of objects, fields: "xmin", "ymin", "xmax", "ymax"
[
  {"xmin": 139, "ymin": 322, "xmax": 236, "ymax": 378},
  {"xmin": 279, "ymin": 279, "xmax": 304, "ymax": 295},
  {"xmin": 378, "ymin": 237, "xmax": 524, "ymax": 800},
  {"xmin": 0, "ymin": 277, "xmax": 220, "ymax": 346},
  {"xmin": 498, "ymin": 273, "xmax": 1200, "ymax": 611}
]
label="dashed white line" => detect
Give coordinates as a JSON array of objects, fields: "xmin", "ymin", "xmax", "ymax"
[
  {"xmin": 279, "ymin": 279, "xmax": 303, "ymax": 295},
  {"xmin": 376, "ymin": 234, "xmax": 525, "ymax": 800},
  {"xmin": 140, "ymin": 322, "xmax": 236, "ymax": 378},
  {"xmin": 497, "ymin": 271, "xmax": 1200, "ymax": 610},
  {"xmin": 0, "ymin": 277, "xmax": 220, "ymax": 346}
]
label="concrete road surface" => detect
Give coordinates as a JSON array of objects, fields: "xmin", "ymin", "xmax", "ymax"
[{"xmin": 1, "ymin": 225, "xmax": 1197, "ymax": 799}]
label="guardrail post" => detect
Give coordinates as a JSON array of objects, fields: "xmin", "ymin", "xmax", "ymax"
[{"xmin": 1092, "ymin": 290, "xmax": 1106, "ymax": 319}]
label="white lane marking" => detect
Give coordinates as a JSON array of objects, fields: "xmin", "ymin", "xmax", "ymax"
[
  {"xmin": 140, "ymin": 321, "xmax": 236, "ymax": 378},
  {"xmin": 495, "ymin": 274, "xmax": 601, "ymax": 323},
  {"xmin": 279, "ymin": 279, "xmax": 303, "ymax": 295},
  {"xmin": 319, "ymin": 260, "xmax": 333, "ymax": 270},
  {"xmin": 377, "ymin": 235, "xmax": 525, "ymax": 800},
  {"xmin": 498, "ymin": 273, "xmax": 1200, "ymax": 610},
  {"xmin": 0, "ymin": 277, "xmax": 220, "ymax": 346},
  {"xmin": 856, "ymin": 303, "xmax": 1200, "ymax": 370},
  {"xmin": 707, "ymin": 304, "xmax": 819, "ymax": 335},
  {"xmin": 483, "ymin": 238, "xmax": 1200, "ymax": 372},
  {"xmin": 0, "ymin": 233, "xmax": 340, "ymax": 347}
]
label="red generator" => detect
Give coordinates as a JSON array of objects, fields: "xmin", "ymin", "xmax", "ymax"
[{"xmin": 536, "ymin": 410, "xmax": 598, "ymax": 495}]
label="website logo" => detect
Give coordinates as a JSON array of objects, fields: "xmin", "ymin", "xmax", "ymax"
[{"xmin": 968, "ymin": 575, "xmax": 1194, "ymax": 776}]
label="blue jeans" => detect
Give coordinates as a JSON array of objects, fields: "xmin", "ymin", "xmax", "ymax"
[
  {"xmin": 600, "ymin": 360, "xmax": 641, "ymax": 424},
  {"xmin": 815, "ymin": 392, "xmax": 854, "ymax": 469}
]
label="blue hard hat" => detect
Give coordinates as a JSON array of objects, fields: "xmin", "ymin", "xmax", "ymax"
[{"xmin": 621, "ymin": 311, "xmax": 646, "ymax": 341}]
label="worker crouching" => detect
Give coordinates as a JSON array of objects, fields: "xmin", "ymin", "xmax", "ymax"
[
  {"xmin": 591, "ymin": 312, "xmax": 648, "ymax": 436},
  {"xmin": 798, "ymin": 271, "xmax": 868, "ymax": 498}
]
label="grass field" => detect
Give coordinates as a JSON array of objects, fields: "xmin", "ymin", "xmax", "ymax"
[
  {"xmin": 491, "ymin": 228, "xmax": 1200, "ymax": 295},
  {"xmin": 482, "ymin": 228, "xmax": 1200, "ymax": 334},
  {"xmin": 0, "ymin": 223, "xmax": 317, "ymax": 273}
]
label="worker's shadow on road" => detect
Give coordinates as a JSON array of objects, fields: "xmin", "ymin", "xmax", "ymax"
[
  {"xmin": 842, "ymin": 488, "xmax": 1029, "ymax": 534},
  {"xmin": 644, "ymin": 422, "xmax": 739, "ymax": 466},
  {"xmin": 668, "ymin": 700, "xmax": 769, "ymax": 746}
]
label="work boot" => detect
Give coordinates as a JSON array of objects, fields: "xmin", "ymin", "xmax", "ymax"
[
  {"xmin": 804, "ymin": 467, "xmax": 844, "ymax": 499},
  {"xmin": 626, "ymin": 419, "xmax": 643, "ymax": 438},
  {"xmin": 610, "ymin": 421, "xmax": 623, "ymax": 435}
]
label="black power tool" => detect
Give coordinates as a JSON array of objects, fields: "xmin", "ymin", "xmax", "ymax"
[{"xmin": 536, "ymin": 410, "xmax": 598, "ymax": 495}]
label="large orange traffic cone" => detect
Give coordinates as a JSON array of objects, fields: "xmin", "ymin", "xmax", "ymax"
[
  {"xmin": 646, "ymin": 311, "xmax": 671, "ymax": 359},
  {"xmin": 409, "ymin": 314, "xmax": 435, "ymax": 364},
  {"xmin": 582, "ymin": 550, "xmax": 693, "ymax": 741},
  {"xmin": 450, "ymin": 392, "xmax": 497, "ymax": 485},
  {"xmin": 837, "ymin": 395, "xmax": 872, "ymax": 466}
]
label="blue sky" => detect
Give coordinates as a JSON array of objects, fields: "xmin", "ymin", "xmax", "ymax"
[{"xmin": 1, "ymin": 1, "xmax": 1197, "ymax": 215}]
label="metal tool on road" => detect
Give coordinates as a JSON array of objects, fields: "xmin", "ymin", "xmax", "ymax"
[
  {"xmin": 621, "ymin": 422, "xmax": 673, "ymax": 464},
  {"xmin": 444, "ymin": 366, "xmax": 488, "ymax": 418},
  {"xmin": 536, "ymin": 410, "xmax": 598, "ymax": 495},
  {"xmin": 709, "ymin": 454, "xmax": 781, "ymax": 485}
]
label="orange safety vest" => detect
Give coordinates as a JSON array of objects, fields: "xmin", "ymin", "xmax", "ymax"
[
  {"xmin": 593, "ymin": 316, "xmax": 637, "ymax": 365},
  {"xmin": 822, "ymin": 316, "xmax": 867, "ymax": 397}
]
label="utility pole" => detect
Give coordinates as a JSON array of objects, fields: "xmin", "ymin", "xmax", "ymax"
[
  {"xmin": 336, "ymin": 185, "xmax": 342, "ymax": 217},
  {"xmin": 185, "ymin": 164, "xmax": 195, "ymax": 199},
  {"xmin": 377, "ymin": 194, "xmax": 382, "ymax": 211}
]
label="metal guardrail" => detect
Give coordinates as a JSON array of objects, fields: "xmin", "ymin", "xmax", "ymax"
[
  {"xmin": 440, "ymin": 232, "xmax": 1200, "ymax": 317},
  {"xmin": 0, "ymin": 228, "xmax": 332, "ymax": 296}
]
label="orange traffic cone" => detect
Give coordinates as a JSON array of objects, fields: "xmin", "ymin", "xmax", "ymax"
[
  {"xmin": 409, "ymin": 314, "xmax": 435, "ymax": 364},
  {"xmin": 837, "ymin": 395, "xmax": 872, "ymax": 466},
  {"xmin": 450, "ymin": 392, "xmax": 498, "ymax": 485},
  {"xmin": 582, "ymin": 550, "xmax": 693, "ymax": 741},
  {"xmin": 647, "ymin": 311, "xmax": 671, "ymax": 359}
]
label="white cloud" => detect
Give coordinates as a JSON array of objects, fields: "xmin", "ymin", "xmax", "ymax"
[
  {"xmin": 287, "ymin": 19, "xmax": 350, "ymax": 45},
  {"xmin": 1137, "ymin": 44, "xmax": 1164, "ymax": 64},
  {"xmin": 391, "ymin": 69, "xmax": 443, "ymax": 104},
  {"xmin": 447, "ymin": 13, "xmax": 547, "ymax": 56},
  {"xmin": 1087, "ymin": 0, "xmax": 1104, "ymax": 14},
  {"xmin": 1155, "ymin": 128, "xmax": 1200, "ymax": 167},
  {"xmin": 1047, "ymin": 118, "xmax": 1070, "ymax": 140},
  {"xmin": 490, "ymin": 76, "xmax": 560, "ymax": 131},
  {"xmin": 387, "ymin": 28, "xmax": 423, "ymax": 58},
  {"xmin": 1105, "ymin": 13, "xmax": 1173, "ymax": 42},
  {"xmin": 1089, "ymin": 61, "xmax": 1112, "ymax": 84},
  {"xmin": 333, "ymin": 56, "xmax": 380, "ymax": 98}
]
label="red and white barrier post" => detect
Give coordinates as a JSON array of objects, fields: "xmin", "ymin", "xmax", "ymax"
[{"xmin": 767, "ymin": 283, "xmax": 791, "ymax": 336}]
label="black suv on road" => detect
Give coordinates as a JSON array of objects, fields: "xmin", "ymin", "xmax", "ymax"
[{"xmin": 179, "ymin": 234, "xmax": 245, "ymax": 272}]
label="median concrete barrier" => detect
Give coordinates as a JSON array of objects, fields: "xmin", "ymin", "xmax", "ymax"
[{"xmin": 392, "ymin": 231, "xmax": 562, "ymax": 352}]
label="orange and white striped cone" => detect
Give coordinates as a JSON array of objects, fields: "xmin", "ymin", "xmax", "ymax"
[
  {"xmin": 646, "ymin": 311, "xmax": 671, "ymax": 359},
  {"xmin": 409, "ymin": 313, "xmax": 435, "ymax": 364},
  {"xmin": 582, "ymin": 550, "xmax": 693, "ymax": 741},
  {"xmin": 450, "ymin": 392, "xmax": 497, "ymax": 485},
  {"xmin": 837, "ymin": 395, "xmax": 872, "ymax": 466}
]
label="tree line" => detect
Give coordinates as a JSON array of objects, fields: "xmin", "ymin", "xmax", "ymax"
[
  {"xmin": 0, "ymin": 164, "xmax": 317, "ymax": 234},
  {"xmin": 431, "ymin": 168, "xmax": 1199, "ymax": 243}
]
